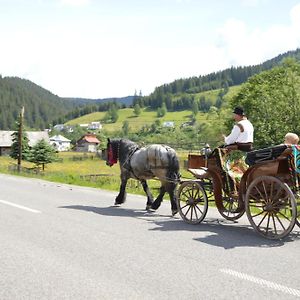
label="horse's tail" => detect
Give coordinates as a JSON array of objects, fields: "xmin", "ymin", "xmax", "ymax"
[{"xmin": 167, "ymin": 151, "xmax": 181, "ymax": 183}]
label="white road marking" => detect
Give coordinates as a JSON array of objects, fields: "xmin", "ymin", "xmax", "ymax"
[
  {"xmin": 220, "ymin": 268, "xmax": 300, "ymax": 297},
  {"xmin": 0, "ymin": 199, "xmax": 41, "ymax": 214}
]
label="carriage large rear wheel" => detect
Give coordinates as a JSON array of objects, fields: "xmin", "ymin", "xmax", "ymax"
[
  {"xmin": 177, "ymin": 181, "xmax": 208, "ymax": 224},
  {"xmin": 245, "ymin": 176, "xmax": 296, "ymax": 239},
  {"xmin": 295, "ymin": 196, "xmax": 300, "ymax": 228}
]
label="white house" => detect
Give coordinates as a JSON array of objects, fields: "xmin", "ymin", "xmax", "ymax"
[
  {"xmin": 88, "ymin": 122, "xmax": 102, "ymax": 130},
  {"xmin": 163, "ymin": 121, "xmax": 175, "ymax": 128},
  {"xmin": 49, "ymin": 134, "xmax": 71, "ymax": 152},
  {"xmin": 53, "ymin": 124, "xmax": 65, "ymax": 131},
  {"xmin": 0, "ymin": 130, "xmax": 50, "ymax": 156}
]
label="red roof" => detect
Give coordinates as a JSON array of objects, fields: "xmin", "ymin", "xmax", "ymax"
[{"xmin": 84, "ymin": 136, "xmax": 100, "ymax": 144}]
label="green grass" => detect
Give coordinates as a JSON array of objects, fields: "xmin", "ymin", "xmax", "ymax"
[
  {"xmin": 0, "ymin": 151, "xmax": 194, "ymax": 197},
  {"xmin": 66, "ymin": 108, "xmax": 211, "ymax": 133}
]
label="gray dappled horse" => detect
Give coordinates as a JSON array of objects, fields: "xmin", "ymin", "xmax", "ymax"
[{"xmin": 106, "ymin": 138, "xmax": 180, "ymax": 215}]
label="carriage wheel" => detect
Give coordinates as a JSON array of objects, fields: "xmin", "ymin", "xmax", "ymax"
[
  {"xmin": 218, "ymin": 192, "xmax": 245, "ymax": 221},
  {"xmin": 295, "ymin": 196, "xmax": 300, "ymax": 228},
  {"xmin": 245, "ymin": 176, "xmax": 296, "ymax": 239},
  {"xmin": 177, "ymin": 181, "xmax": 208, "ymax": 224}
]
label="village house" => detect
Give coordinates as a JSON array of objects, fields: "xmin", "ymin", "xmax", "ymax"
[
  {"xmin": 49, "ymin": 134, "xmax": 71, "ymax": 152},
  {"xmin": 163, "ymin": 121, "xmax": 175, "ymax": 128},
  {"xmin": 88, "ymin": 121, "xmax": 102, "ymax": 130},
  {"xmin": 0, "ymin": 130, "xmax": 50, "ymax": 156},
  {"xmin": 75, "ymin": 133, "xmax": 100, "ymax": 152}
]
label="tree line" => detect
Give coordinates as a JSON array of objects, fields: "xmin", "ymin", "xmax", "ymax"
[{"xmin": 0, "ymin": 48, "xmax": 299, "ymax": 131}]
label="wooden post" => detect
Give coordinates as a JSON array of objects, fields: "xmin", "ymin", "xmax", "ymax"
[{"xmin": 17, "ymin": 106, "xmax": 24, "ymax": 172}]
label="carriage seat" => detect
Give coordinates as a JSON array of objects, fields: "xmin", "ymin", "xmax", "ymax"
[
  {"xmin": 245, "ymin": 145, "xmax": 288, "ymax": 166},
  {"xmin": 187, "ymin": 167, "xmax": 209, "ymax": 179}
]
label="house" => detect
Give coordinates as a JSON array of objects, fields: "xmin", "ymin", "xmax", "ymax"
[
  {"xmin": 53, "ymin": 124, "xmax": 65, "ymax": 131},
  {"xmin": 88, "ymin": 121, "xmax": 102, "ymax": 130},
  {"xmin": 49, "ymin": 134, "xmax": 71, "ymax": 152},
  {"xmin": 0, "ymin": 130, "xmax": 50, "ymax": 156},
  {"xmin": 75, "ymin": 133, "xmax": 100, "ymax": 152},
  {"xmin": 163, "ymin": 121, "xmax": 175, "ymax": 128}
]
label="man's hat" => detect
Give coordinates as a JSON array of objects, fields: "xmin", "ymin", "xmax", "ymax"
[{"xmin": 233, "ymin": 106, "xmax": 245, "ymax": 116}]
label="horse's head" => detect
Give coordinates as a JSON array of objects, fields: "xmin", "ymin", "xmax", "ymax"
[{"xmin": 106, "ymin": 138, "xmax": 118, "ymax": 167}]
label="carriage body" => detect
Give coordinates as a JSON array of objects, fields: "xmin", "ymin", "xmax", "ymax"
[{"xmin": 177, "ymin": 145, "xmax": 300, "ymax": 239}]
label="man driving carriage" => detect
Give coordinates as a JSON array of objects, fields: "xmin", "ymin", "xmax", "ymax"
[{"xmin": 223, "ymin": 106, "xmax": 254, "ymax": 152}]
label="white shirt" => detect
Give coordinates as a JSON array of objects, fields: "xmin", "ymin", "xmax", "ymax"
[{"xmin": 225, "ymin": 119, "xmax": 254, "ymax": 145}]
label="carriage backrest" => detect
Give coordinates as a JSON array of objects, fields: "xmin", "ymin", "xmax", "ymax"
[{"xmin": 246, "ymin": 145, "xmax": 287, "ymax": 166}]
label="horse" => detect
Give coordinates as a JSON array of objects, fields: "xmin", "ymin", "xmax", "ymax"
[{"xmin": 106, "ymin": 138, "xmax": 180, "ymax": 215}]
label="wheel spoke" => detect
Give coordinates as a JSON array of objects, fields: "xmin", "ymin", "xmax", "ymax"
[
  {"xmin": 269, "ymin": 180, "xmax": 275, "ymax": 200},
  {"xmin": 193, "ymin": 206, "xmax": 198, "ymax": 220},
  {"xmin": 257, "ymin": 212, "xmax": 268, "ymax": 227},
  {"xmin": 262, "ymin": 181, "xmax": 269, "ymax": 202},
  {"xmin": 248, "ymin": 192, "xmax": 261, "ymax": 202},
  {"xmin": 195, "ymin": 204, "xmax": 203, "ymax": 214},
  {"xmin": 180, "ymin": 203, "xmax": 190, "ymax": 210},
  {"xmin": 274, "ymin": 213, "xmax": 286, "ymax": 231},
  {"xmin": 272, "ymin": 214, "xmax": 278, "ymax": 235},
  {"xmin": 184, "ymin": 206, "xmax": 191, "ymax": 217},
  {"xmin": 272, "ymin": 186, "xmax": 284, "ymax": 202},
  {"xmin": 277, "ymin": 211, "xmax": 292, "ymax": 222},
  {"xmin": 266, "ymin": 213, "xmax": 271, "ymax": 234},
  {"xmin": 251, "ymin": 210, "xmax": 265, "ymax": 218},
  {"xmin": 254, "ymin": 185, "xmax": 266, "ymax": 201}
]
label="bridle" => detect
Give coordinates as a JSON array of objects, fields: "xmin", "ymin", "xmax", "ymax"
[{"xmin": 107, "ymin": 142, "xmax": 118, "ymax": 166}]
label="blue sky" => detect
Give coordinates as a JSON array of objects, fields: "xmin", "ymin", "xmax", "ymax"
[{"xmin": 1, "ymin": 0, "xmax": 300, "ymax": 98}]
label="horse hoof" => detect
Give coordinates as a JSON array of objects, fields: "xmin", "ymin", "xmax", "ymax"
[
  {"xmin": 146, "ymin": 204, "xmax": 153, "ymax": 211},
  {"xmin": 172, "ymin": 209, "xmax": 178, "ymax": 216}
]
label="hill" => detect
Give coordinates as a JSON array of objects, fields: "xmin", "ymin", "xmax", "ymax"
[
  {"xmin": 1, "ymin": 48, "xmax": 299, "ymax": 130},
  {"xmin": 0, "ymin": 76, "xmax": 134, "ymax": 130},
  {"xmin": 62, "ymin": 96, "xmax": 134, "ymax": 107}
]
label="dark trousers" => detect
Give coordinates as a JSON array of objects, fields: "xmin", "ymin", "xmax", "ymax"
[{"xmin": 225, "ymin": 142, "xmax": 253, "ymax": 152}]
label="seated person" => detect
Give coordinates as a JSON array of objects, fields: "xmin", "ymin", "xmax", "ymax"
[
  {"xmin": 246, "ymin": 132, "xmax": 299, "ymax": 166},
  {"xmin": 283, "ymin": 132, "xmax": 299, "ymax": 145},
  {"xmin": 222, "ymin": 106, "xmax": 254, "ymax": 152}
]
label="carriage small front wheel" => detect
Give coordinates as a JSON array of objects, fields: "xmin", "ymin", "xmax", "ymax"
[
  {"xmin": 245, "ymin": 176, "xmax": 297, "ymax": 239},
  {"xmin": 177, "ymin": 181, "xmax": 208, "ymax": 224}
]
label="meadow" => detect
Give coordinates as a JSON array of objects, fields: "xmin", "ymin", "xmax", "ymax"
[
  {"xmin": 65, "ymin": 85, "xmax": 241, "ymax": 133},
  {"xmin": 0, "ymin": 151, "xmax": 195, "ymax": 198}
]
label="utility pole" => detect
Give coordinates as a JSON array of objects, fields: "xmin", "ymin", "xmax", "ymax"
[{"xmin": 17, "ymin": 106, "xmax": 24, "ymax": 172}]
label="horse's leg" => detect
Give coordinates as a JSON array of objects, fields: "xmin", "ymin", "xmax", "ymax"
[
  {"xmin": 151, "ymin": 185, "xmax": 166, "ymax": 210},
  {"xmin": 140, "ymin": 180, "xmax": 154, "ymax": 210},
  {"xmin": 167, "ymin": 182, "xmax": 178, "ymax": 216},
  {"xmin": 115, "ymin": 177, "xmax": 128, "ymax": 205}
]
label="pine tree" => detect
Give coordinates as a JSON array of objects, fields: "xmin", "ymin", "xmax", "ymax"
[
  {"xmin": 29, "ymin": 139, "xmax": 57, "ymax": 170},
  {"xmin": 133, "ymin": 103, "xmax": 141, "ymax": 116},
  {"xmin": 10, "ymin": 118, "xmax": 30, "ymax": 161}
]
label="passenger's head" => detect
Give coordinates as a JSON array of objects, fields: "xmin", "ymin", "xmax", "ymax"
[
  {"xmin": 284, "ymin": 132, "xmax": 299, "ymax": 145},
  {"xmin": 232, "ymin": 106, "xmax": 245, "ymax": 121}
]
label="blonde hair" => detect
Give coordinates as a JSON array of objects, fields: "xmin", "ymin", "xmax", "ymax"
[{"xmin": 284, "ymin": 132, "xmax": 299, "ymax": 145}]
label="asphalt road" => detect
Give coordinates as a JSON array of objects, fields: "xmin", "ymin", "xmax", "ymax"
[{"xmin": 0, "ymin": 173, "xmax": 300, "ymax": 300}]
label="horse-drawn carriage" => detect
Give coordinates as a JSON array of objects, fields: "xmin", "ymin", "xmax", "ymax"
[{"xmin": 177, "ymin": 144, "xmax": 300, "ymax": 239}]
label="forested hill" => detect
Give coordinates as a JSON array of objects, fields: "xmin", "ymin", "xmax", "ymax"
[
  {"xmin": 1, "ymin": 48, "xmax": 300, "ymax": 130},
  {"xmin": 0, "ymin": 76, "xmax": 78, "ymax": 130},
  {"xmin": 0, "ymin": 76, "xmax": 133, "ymax": 130},
  {"xmin": 136, "ymin": 48, "xmax": 300, "ymax": 109}
]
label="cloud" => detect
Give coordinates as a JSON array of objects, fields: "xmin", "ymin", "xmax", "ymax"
[
  {"xmin": 216, "ymin": 3, "xmax": 300, "ymax": 67},
  {"xmin": 58, "ymin": 0, "xmax": 91, "ymax": 7},
  {"xmin": 241, "ymin": 0, "xmax": 270, "ymax": 7}
]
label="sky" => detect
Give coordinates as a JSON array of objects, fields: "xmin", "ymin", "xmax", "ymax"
[{"xmin": 1, "ymin": 0, "xmax": 300, "ymax": 99}]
